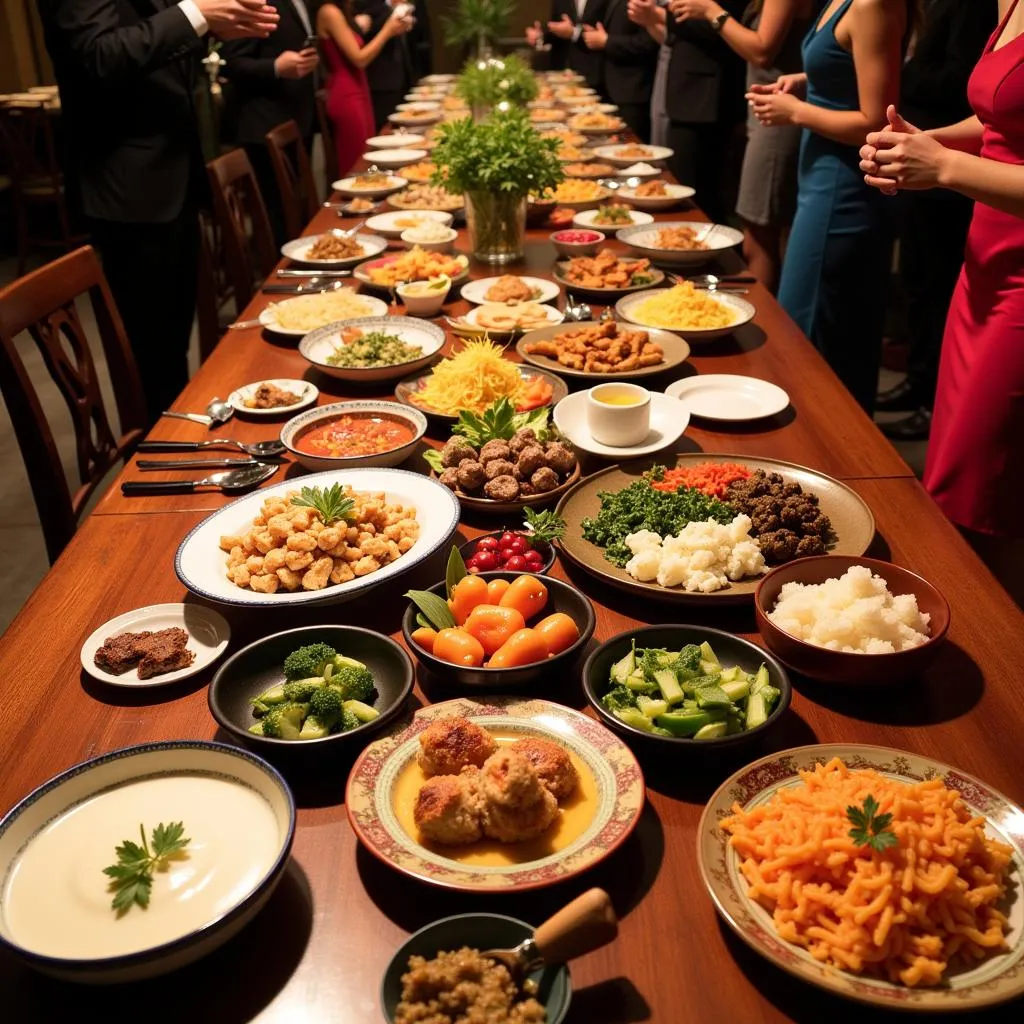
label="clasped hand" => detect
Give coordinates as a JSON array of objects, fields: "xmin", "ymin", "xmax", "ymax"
[
  {"xmin": 746, "ymin": 73, "xmax": 806, "ymax": 127},
  {"xmin": 860, "ymin": 106, "xmax": 947, "ymax": 193}
]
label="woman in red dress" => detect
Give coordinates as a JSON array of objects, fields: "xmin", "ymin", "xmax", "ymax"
[
  {"xmin": 860, "ymin": 0, "xmax": 1024, "ymax": 602},
  {"xmin": 316, "ymin": 1, "xmax": 412, "ymax": 175}
]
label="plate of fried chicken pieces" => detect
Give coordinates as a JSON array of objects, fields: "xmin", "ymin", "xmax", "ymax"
[
  {"xmin": 345, "ymin": 697, "xmax": 645, "ymax": 891},
  {"xmin": 518, "ymin": 320, "xmax": 691, "ymax": 380}
]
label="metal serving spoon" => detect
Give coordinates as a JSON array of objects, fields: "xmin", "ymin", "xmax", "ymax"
[
  {"xmin": 161, "ymin": 397, "xmax": 233, "ymax": 427},
  {"xmin": 277, "ymin": 268, "xmax": 353, "ymax": 278},
  {"xmin": 121, "ymin": 463, "xmax": 277, "ymax": 496},
  {"xmin": 481, "ymin": 888, "xmax": 617, "ymax": 982},
  {"xmin": 686, "ymin": 273, "xmax": 757, "ymax": 288},
  {"xmin": 137, "ymin": 438, "xmax": 287, "ymax": 457},
  {"xmin": 563, "ymin": 293, "xmax": 592, "ymax": 322},
  {"xmin": 262, "ymin": 279, "xmax": 351, "ymax": 295}
]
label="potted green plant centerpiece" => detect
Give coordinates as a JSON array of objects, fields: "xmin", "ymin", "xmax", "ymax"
[
  {"xmin": 455, "ymin": 54, "xmax": 539, "ymax": 120},
  {"xmin": 432, "ymin": 110, "xmax": 563, "ymax": 265},
  {"xmin": 442, "ymin": 0, "xmax": 515, "ymax": 60}
]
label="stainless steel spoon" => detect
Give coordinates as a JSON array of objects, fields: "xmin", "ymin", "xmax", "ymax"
[
  {"xmin": 262, "ymin": 279, "xmax": 351, "ymax": 295},
  {"xmin": 161, "ymin": 397, "xmax": 233, "ymax": 427},
  {"xmin": 481, "ymin": 888, "xmax": 617, "ymax": 982},
  {"xmin": 137, "ymin": 438, "xmax": 288, "ymax": 457},
  {"xmin": 686, "ymin": 273, "xmax": 757, "ymax": 287},
  {"xmin": 277, "ymin": 268, "xmax": 353, "ymax": 278},
  {"xmin": 563, "ymin": 293, "xmax": 592, "ymax": 322},
  {"xmin": 121, "ymin": 463, "xmax": 278, "ymax": 496}
]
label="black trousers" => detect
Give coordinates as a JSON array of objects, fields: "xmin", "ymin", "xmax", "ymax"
[
  {"xmin": 371, "ymin": 88, "xmax": 404, "ymax": 134},
  {"xmin": 898, "ymin": 187, "xmax": 975, "ymax": 407},
  {"xmin": 616, "ymin": 102, "xmax": 652, "ymax": 144},
  {"xmin": 89, "ymin": 204, "xmax": 198, "ymax": 426},
  {"xmin": 666, "ymin": 120, "xmax": 734, "ymax": 225}
]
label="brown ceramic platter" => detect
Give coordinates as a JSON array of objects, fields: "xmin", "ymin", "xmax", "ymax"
[
  {"xmin": 515, "ymin": 322, "xmax": 690, "ymax": 382},
  {"xmin": 432, "ymin": 462, "xmax": 582, "ymax": 515},
  {"xmin": 555, "ymin": 454, "xmax": 876, "ymax": 605},
  {"xmin": 394, "ymin": 365, "xmax": 569, "ymax": 422}
]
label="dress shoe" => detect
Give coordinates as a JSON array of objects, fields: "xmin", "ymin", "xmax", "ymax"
[
  {"xmin": 881, "ymin": 407, "xmax": 932, "ymax": 441},
  {"xmin": 875, "ymin": 377, "xmax": 924, "ymax": 413}
]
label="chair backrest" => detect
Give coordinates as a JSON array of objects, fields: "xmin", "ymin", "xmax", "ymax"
[
  {"xmin": 265, "ymin": 119, "xmax": 319, "ymax": 240},
  {"xmin": 195, "ymin": 206, "xmax": 239, "ymax": 361},
  {"xmin": 206, "ymin": 148, "xmax": 277, "ymax": 310},
  {"xmin": 315, "ymin": 90, "xmax": 339, "ymax": 192},
  {"xmin": 0, "ymin": 104, "xmax": 62, "ymax": 196},
  {"xmin": 0, "ymin": 245, "xmax": 147, "ymax": 562}
]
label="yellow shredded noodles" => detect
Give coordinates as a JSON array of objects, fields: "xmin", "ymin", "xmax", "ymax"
[
  {"xmin": 629, "ymin": 282, "xmax": 737, "ymax": 330},
  {"xmin": 721, "ymin": 758, "xmax": 1014, "ymax": 988},
  {"xmin": 410, "ymin": 339, "xmax": 526, "ymax": 416}
]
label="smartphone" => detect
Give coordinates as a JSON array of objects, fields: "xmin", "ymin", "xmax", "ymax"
[{"xmin": 303, "ymin": 34, "xmax": 321, "ymax": 54}]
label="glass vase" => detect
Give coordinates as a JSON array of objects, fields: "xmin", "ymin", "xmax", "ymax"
[{"xmin": 464, "ymin": 191, "xmax": 527, "ymax": 265}]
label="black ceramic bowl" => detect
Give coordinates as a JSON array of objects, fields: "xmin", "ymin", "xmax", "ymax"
[
  {"xmin": 458, "ymin": 531, "xmax": 558, "ymax": 576},
  {"xmin": 380, "ymin": 913, "xmax": 572, "ymax": 1023},
  {"xmin": 401, "ymin": 571, "xmax": 596, "ymax": 688},
  {"xmin": 209, "ymin": 625, "xmax": 414, "ymax": 750},
  {"xmin": 582, "ymin": 624, "xmax": 791, "ymax": 750}
]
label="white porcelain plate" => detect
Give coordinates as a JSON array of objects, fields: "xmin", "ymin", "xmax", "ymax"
[
  {"xmin": 258, "ymin": 291, "xmax": 389, "ymax": 336},
  {"xmin": 280, "ymin": 232, "xmax": 388, "ymax": 268},
  {"xmin": 175, "ymin": 468, "xmax": 460, "ymax": 608},
  {"xmin": 80, "ymin": 603, "xmax": 231, "ymax": 687},
  {"xmin": 616, "ymin": 288, "xmax": 756, "ymax": 340},
  {"xmin": 666, "ymin": 374, "xmax": 790, "ymax": 422},
  {"xmin": 573, "ymin": 209, "xmax": 654, "ymax": 230},
  {"xmin": 361, "ymin": 148, "xmax": 428, "ymax": 169},
  {"xmin": 365, "ymin": 209, "xmax": 454, "ymax": 239},
  {"xmin": 553, "ymin": 391, "xmax": 690, "ymax": 459},
  {"xmin": 615, "ymin": 183, "xmax": 696, "ymax": 211},
  {"xmin": 460, "ymin": 276, "xmax": 562, "ymax": 306},
  {"xmin": 617, "ymin": 222, "xmax": 745, "ymax": 266},
  {"xmin": 365, "ymin": 133, "xmax": 426, "ymax": 149},
  {"xmin": 227, "ymin": 378, "xmax": 318, "ymax": 417},
  {"xmin": 460, "ymin": 303, "xmax": 564, "ymax": 335},
  {"xmin": 332, "ymin": 175, "xmax": 408, "ymax": 199},
  {"xmin": 591, "ymin": 144, "xmax": 674, "ymax": 167}
]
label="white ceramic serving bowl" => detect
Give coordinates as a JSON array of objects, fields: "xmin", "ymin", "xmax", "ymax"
[
  {"xmin": 365, "ymin": 209, "xmax": 454, "ymax": 239},
  {"xmin": 361, "ymin": 148, "xmax": 428, "ymax": 169},
  {"xmin": 0, "ymin": 741, "xmax": 294, "ymax": 983},
  {"xmin": 586, "ymin": 382, "xmax": 652, "ymax": 447},
  {"xmin": 365, "ymin": 133, "xmax": 426, "ymax": 149},
  {"xmin": 396, "ymin": 275, "xmax": 452, "ymax": 316},
  {"xmin": 615, "ymin": 288, "xmax": 757, "ymax": 340},
  {"xmin": 280, "ymin": 400, "xmax": 427, "ymax": 471},
  {"xmin": 616, "ymin": 222, "xmax": 744, "ymax": 266},
  {"xmin": 175, "ymin": 468, "xmax": 460, "ymax": 608},
  {"xmin": 550, "ymin": 229, "xmax": 605, "ymax": 258},
  {"xmin": 398, "ymin": 226, "xmax": 458, "ymax": 253},
  {"xmin": 280, "ymin": 232, "xmax": 388, "ymax": 268},
  {"xmin": 298, "ymin": 315, "xmax": 446, "ymax": 382}
]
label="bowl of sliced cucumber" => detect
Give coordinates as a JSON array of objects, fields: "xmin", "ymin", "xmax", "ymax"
[{"xmin": 581, "ymin": 625, "xmax": 791, "ymax": 749}]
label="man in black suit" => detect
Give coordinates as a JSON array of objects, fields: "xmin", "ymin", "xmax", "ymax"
[
  {"xmin": 37, "ymin": 0, "xmax": 279, "ymax": 422},
  {"xmin": 581, "ymin": 0, "xmax": 658, "ymax": 141},
  {"xmin": 221, "ymin": 0, "xmax": 319, "ymax": 245},
  {"xmin": 357, "ymin": 0, "xmax": 414, "ymax": 132},
  {"xmin": 528, "ymin": 1, "xmax": 608, "ymax": 95}
]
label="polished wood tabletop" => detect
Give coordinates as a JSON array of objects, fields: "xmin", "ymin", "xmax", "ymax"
[{"xmin": 3, "ymin": 130, "xmax": 1022, "ymax": 1024}]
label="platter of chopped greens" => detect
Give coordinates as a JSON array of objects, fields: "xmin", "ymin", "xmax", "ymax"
[{"xmin": 554, "ymin": 454, "xmax": 875, "ymax": 603}]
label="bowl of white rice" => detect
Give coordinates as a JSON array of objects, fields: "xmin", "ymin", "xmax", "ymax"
[{"xmin": 754, "ymin": 556, "xmax": 950, "ymax": 684}]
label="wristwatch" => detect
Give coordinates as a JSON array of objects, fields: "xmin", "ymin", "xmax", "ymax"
[{"xmin": 710, "ymin": 10, "xmax": 732, "ymax": 32}]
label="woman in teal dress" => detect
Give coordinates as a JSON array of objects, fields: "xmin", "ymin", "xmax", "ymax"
[{"xmin": 748, "ymin": 0, "xmax": 917, "ymax": 411}]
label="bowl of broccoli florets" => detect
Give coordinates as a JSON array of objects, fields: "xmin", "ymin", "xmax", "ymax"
[{"xmin": 209, "ymin": 626, "xmax": 414, "ymax": 750}]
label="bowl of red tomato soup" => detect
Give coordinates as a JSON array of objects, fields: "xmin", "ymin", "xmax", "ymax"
[{"xmin": 282, "ymin": 400, "xmax": 427, "ymax": 470}]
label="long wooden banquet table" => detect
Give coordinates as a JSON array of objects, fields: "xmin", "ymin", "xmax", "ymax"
[{"xmin": 3, "ymin": 137, "xmax": 1024, "ymax": 1023}]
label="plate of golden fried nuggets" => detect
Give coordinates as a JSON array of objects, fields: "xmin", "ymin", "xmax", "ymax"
[{"xmin": 219, "ymin": 487, "xmax": 420, "ymax": 595}]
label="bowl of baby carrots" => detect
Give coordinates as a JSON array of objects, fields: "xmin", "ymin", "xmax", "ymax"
[{"xmin": 401, "ymin": 569, "xmax": 596, "ymax": 688}]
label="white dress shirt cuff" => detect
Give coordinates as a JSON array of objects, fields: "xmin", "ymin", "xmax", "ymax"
[{"xmin": 178, "ymin": 0, "xmax": 209, "ymax": 36}]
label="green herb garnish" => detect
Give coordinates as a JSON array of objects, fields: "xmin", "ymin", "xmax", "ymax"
[
  {"xmin": 847, "ymin": 795, "xmax": 898, "ymax": 853},
  {"xmin": 103, "ymin": 822, "xmax": 191, "ymax": 914},
  {"xmin": 451, "ymin": 397, "xmax": 551, "ymax": 448},
  {"xmin": 523, "ymin": 507, "xmax": 566, "ymax": 544},
  {"xmin": 290, "ymin": 484, "xmax": 355, "ymax": 525},
  {"xmin": 423, "ymin": 448, "xmax": 444, "ymax": 474}
]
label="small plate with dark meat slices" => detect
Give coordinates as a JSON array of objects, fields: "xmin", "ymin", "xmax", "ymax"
[{"xmin": 81, "ymin": 603, "xmax": 231, "ymax": 687}]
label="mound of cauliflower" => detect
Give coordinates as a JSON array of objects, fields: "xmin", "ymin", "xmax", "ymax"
[
  {"xmin": 624, "ymin": 514, "xmax": 767, "ymax": 593},
  {"xmin": 767, "ymin": 565, "xmax": 931, "ymax": 653}
]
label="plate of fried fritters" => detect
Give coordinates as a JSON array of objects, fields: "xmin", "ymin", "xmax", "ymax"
[{"xmin": 345, "ymin": 697, "xmax": 644, "ymax": 892}]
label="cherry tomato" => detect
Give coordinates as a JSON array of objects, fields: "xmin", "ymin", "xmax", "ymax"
[
  {"xmin": 449, "ymin": 574, "xmax": 490, "ymax": 626},
  {"xmin": 473, "ymin": 550, "xmax": 498, "ymax": 572},
  {"xmin": 499, "ymin": 574, "xmax": 549, "ymax": 619},
  {"xmin": 505, "ymin": 555, "xmax": 528, "ymax": 571},
  {"xmin": 463, "ymin": 604, "xmax": 526, "ymax": 655},
  {"xmin": 475, "ymin": 536, "xmax": 500, "ymax": 552},
  {"xmin": 485, "ymin": 578, "xmax": 511, "ymax": 603},
  {"xmin": 524, "ymin": 548, "xmax": 545, "ymax": 567},
  {"xmin": 433, "ymin": 628, "xmax": 485, "ymax": 667},
  {"xmin": 499, "ymin": 531, "xmax": 517, "ymax": 548},
  {"xmin": 507, "ymin": 536, "xmax": 529, "ymax": 555},
  {"xmin": 533, "ymin": 613, "xmax": 580, "ymax": 655},
  {"xmin": 498, "ymin": 548, "xmax": 514, "ymax": 565},
  {"xmin": 488, "ymin": 627, "xmax": 550, "ymax": 668}
]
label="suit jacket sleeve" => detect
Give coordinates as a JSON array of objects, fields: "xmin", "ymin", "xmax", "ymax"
[
  {"xmin": 40, "ymin": 0, "xmax": 202, "ymax": 83},
  {"xmin": 362, "ymin": 2, "xmax": 393, "ymax": 42},
  {"xmin": 220, "ymin": 38, "xmax": 278, "ymax": 84},
  {"xmin": 604, "ymin": 16, "xmax": 659, "ymax": 61}
]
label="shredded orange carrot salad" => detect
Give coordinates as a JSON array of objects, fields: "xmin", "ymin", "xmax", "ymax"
[
  {"xmin": 651, "ymin": 462, "xmax": 750, "ymax": 499},
  {"xmin": 721, "ymin": 758, "xmax": 1013, "ymax": 987}
]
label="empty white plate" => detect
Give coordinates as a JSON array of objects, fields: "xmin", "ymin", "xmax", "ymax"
[
  {"xmin": 81, "ymin": 603, "xmax": 231, "ymax": 687},
  {"xmin": 553, "ymin": 391, "xmax": 690, "ymax": 458},
  {"xmin": 666, "ymin": 374, "xmax": 790, "ymax": 422}
]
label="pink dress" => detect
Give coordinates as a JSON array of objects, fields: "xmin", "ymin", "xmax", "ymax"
[
  {"xmin": 322, "ymin": 32, "xmax": 376, "ymax": 176},
  {"xmin": 923, "ymin": 2, "xmax": 1024, "ymax": 536}
]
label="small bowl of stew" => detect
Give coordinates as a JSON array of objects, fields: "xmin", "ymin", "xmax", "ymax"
[{"xmin": 281, "ymin": 400, "xmax": 427, "ymax": 470}]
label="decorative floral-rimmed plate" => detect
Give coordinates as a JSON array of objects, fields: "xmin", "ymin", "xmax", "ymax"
[
  {"xmin": 698, "ymin": 744, "xmax": 1024, "ymax": 1012},
  {"xmin": 346, "ymin": 697, "xmax": 645, "ymax": 893}
]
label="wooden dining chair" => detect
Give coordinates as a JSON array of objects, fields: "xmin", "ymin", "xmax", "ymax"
[
  {"xmin": 315, "ymin": 90, "xmax": 339, "ymax": 191},
  {"xmin": 264, "ymin": 119, "xmax": 320, "ymax": 241},
  {"xmin": 206, "ymin": 148, "xmax": 277, "ymax": 310},
  {"xmin": 195, "ymin": 206, "xmax": 238, "ymax": 360},
  {"xmin": 0, "ymin": 245, "xmax": 147, "ymax": 563}
]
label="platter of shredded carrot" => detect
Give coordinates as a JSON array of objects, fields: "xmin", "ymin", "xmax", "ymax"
[
  {"xmin": 699, "ymin": 745, "xmax": 1024, "ymax": 1010},
  {"xmin": 649, "ymin": 461, "xmax": 751, "ymax": 499}
]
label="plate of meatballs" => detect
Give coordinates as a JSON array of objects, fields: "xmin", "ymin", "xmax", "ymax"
[
  {"xmin": 433, "ymin": 427, "xmax": 581, "ymax": 512},
  {"xmin": 345, "ymin": 697, "xmax": 645, "ymax": 892}
]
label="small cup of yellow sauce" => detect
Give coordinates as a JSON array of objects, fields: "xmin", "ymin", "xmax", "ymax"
[{"xmin": 586, "ymin": 382, "xmax": 651, "ymax": 447}]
